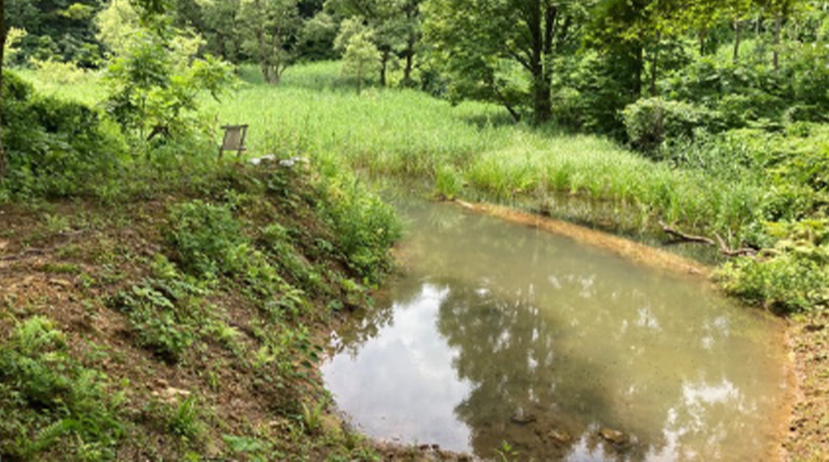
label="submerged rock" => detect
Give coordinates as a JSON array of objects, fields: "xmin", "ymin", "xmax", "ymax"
[
  {"xmin": 599, "ymin": 427, "xmax": 629, "ymax": 445},
  {"xmin": 547, "ymin": 429, "xmax": 573, "ymax": 445},
  {"xmin": 510, "ymin": 408, "xmax": 537, "ymax": 425}
]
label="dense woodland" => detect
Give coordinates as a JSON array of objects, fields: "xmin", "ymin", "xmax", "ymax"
[{"xmin": 1, "ymin": 0, "xmax": 829, "ymax": 460}]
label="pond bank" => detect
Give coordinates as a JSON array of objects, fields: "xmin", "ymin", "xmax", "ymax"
[
  {"xmin": 786, "ymin": 313, "xmax": 829, "ymax": 461},
  {"xmin": 452, "ymin": 199, "xmax": 710, "ymax": 278}
]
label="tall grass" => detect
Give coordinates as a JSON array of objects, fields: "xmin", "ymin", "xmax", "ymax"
[
  {"xmin": 14, "ymin": 68, "xmax": 106, "ymax": 105},
  {"xmin": 213, "ymin": 62, "xmax": 761, "ymax": 241},
  {"xmin": 17, "ymin": 60, "xmax": 765, "ymax": 242}
]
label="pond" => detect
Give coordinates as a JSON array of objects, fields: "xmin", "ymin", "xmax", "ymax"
[{"xmin": 322, "ymin": 200, "xmax": 790, "ymax": 461}]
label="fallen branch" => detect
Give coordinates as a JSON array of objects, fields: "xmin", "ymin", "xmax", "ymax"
[
  {"xmin": 659, "ymin": 221, "xmax": 757, "ymax": 257},
  {"xmin": 714, "ymin": 233, "xmax": 758, "ymax": 257},
  {"xmin": 659, "ymin": 221, "xmax": 715, "ymax": 246}
]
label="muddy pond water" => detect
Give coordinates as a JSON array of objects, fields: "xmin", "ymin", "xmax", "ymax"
[{"xmin": 322, "ymin": 201, "xmax": 790, "ymax": 461}]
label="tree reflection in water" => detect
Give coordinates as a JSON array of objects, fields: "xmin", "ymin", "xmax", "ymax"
[{"xmin": 323, "ymin": 202, "xmax": 787, "ymax": 461}]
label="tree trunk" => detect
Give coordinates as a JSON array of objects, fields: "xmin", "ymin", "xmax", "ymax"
[
  {"xmin": 528, "ymin": 0, "xmax": 551, "ymax": 124},
  {"xmin": 402, "ymin": 34, "xmax": 415, "ymax": 86},
  {"xmin": 271, "ymin": 33, "xmax": 282, "ymax": 85},
  {"xmin": 773, "ymin": 13, "xmax": 782, "ymax": 71},
  {"xmin": 379, "ymin": 48, "xmax": 389, "ymax": 87},
  {"xmin": 0, "ymin": 0, "xmax": 7, "ymax": 183},
  {"xmin": 216, "ymin": 31, "xmax": 226, "ymax": 60},
  {"xmin": 261, "ymin": 62, "xmax": 270, "ymax": 83},
  {"xmin": 651, "ymin": 32, "xmax": 660, "ymax": 96},
  {"xmin": 631, "ymin": 45, "xmax": 644, "ymax": 99},
  {"xmin": 733, "ymin": 20, "xmax": 742, "ymax": 63},
  {"xmin": 492, "ymin": 84, "xmax": 521, "ymax": 123}
]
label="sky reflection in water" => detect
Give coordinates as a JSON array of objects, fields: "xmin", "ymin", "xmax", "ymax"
[{"xmin": 322, "ymin": 202, "xmax": 789, "ymax": 461}]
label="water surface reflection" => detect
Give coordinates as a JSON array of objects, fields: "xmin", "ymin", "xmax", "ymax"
[{"xmin": 323, "ymin": 202, "xmax": 788, "ymax": 461}]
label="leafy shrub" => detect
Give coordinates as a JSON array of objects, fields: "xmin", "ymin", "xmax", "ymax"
[
  {"xmin": 716, "ymin": 220, "xmax": 829, "ymax": 314},
  {"xmin": 783, "ymin": 41, "xmax": 829, "ymax": 121},
  {"xmin": 104, "ymin": 31, "xmax": 233, "ymax": 142},
  {"xmin": 110, "ymin": 284, "xmax": 199, "ymax": 362},
  {"xmin": 550, "ymin": 51, "xmax": 635, "ymax": 137},
  {"xmin": 1, "ymin": 71, "xmax": 127, "ymax": 199},
  {"xmin": 165, "ymin": 200, "xmax": 309, "ymax": 318},
  {"xmin": 166, "ymin": 395, "xmax": 204, "ymax": 441},
  {"xmin": 0, "ymin": 317, "xmax": 124, "ymax": 460},
  {"xmin": 661, "ymin": 57, "xmax": 787, "ymax": 125},
  {"xmin": 622, "ymin": 97, "xmax": 723, "ymax": 154},
  {"xmin": 259, "ymin": 223, "xmax": 324, "ymax": 295},
  {"xmin": 318, "ymin": 176, "xmax": 401, "ymax": 283},
  {"xmin": 166, "ymin": 201, "xmax": 246, "ymax": 279},
  {"xmin": 660, "ymin": 47, "xmax": 829, "ymax": 129}
]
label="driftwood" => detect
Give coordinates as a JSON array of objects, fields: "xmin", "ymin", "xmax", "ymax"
[
  {"xmin": 714, "ymin": 233, "xmax": 758, "ymax": 257},
  {"xmin": 659, "ymin": 221, "xmax": 757, "ymax": 257},
  {"xmin": 659, "ymin": 221, "xmax": 715, "ymax": 246}
]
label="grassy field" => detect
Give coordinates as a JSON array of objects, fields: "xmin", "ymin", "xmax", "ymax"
[{"xmin": 16, "ymin": 61, "xmax": 765, "ymax": 243}]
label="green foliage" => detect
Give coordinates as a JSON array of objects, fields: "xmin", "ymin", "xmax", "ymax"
[
  {"xmin": 549, "ymin": 51, "xmax": 636, "ymax": 137},
  {"xmin": 318, "ymin": 175, "xmax": 402, "ymax": 283},
  {"xmin": 5, "ymin": 0, "xmax": 106, "ymax": 67},
  {"xmin": 422, "ymin": 0, "xmax": 585, "ymax": 123},
  {"xmin": 661, "ymin": 39, "xmax": 829, "ymax": 129},
  {"xmin": 111, "ymin": 282, "xmax": 200, "ymax": 362},
  {"xmin": 716, "ymin": 220, "xmax": 829, "ymax": 314},
  {"xmin": 166, "ymin": 395, "xmax": 204, "ymax": 441},
  {"xmin": 493, "ymin": 440, "xmax": 519, "ymax": 462},
  {"xmin": 166, "ymin": 200, "xmax": 247, "ymax": 278},
  {"xmin": 106, "ymin": 255, "xmax": 209, "ymax": 362},
  {"xmin": 623, "ymin": 97, "xmax": 724, "ymax": 154},
  {"xmin": 4, "ymin": 27, "xmax": 28, "ymax": 65},
  {"xmin": 94, "ymin": 0, "xmax": 142, "ymax": 57},
  {"xmin": 0, "ymin": 317, "xmax": 124, "ymax": 460},
  {"xmin": 223, "ymin": 434, "xmax": 278, "ymax": 461},
  {"xmin": 661, "ymin": 57, "xmax": 789, "ymax": 127},
  {"xmin": 239, "ymin": 0, "xmax": 302, "ymax": 85},
  {"xmin": 259, "ymin": 223, "xmax": 326, "ymax": 295},
  {"xmin": 103, "ymin": 30, "xmax": 234, "ymax": 142},
  {"xmin": 1, "ymin": 70, "xmax": 127, "ymax": 199},
  {"xmin": 165, "ymin": 199, "xmax": 314, "ymax": 320},
  {"xmin": 28, "ymin": 57, "xmax": 90, "ymax": 85},
  {"xmin": 434, "ymin": 164, "xmax": 464, "ymax": 200},
  {"xmin": 335, "ymin": 19, "xmax": 381, "ymax": 93},
  {"xmin": 300, "ymin": 399, "xmax": 325, "ymax": 434}
]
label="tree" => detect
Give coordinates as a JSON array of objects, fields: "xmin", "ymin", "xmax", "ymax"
[
  {"xmin": 326, "ymin": 0, "xmax": 423, "ymax": 87},
  {"xmin": 585, "ymin": 0, "xmax": 654, "ymax": 101},
  {"xmin": 759, "ymin": 0, "xmax": 809, "ymax": 70},
  {"xmin": 423, "ymin": 0, "xmax": 588, "ymax": 124},
  {"xmin": 240, "ymin": 0, "xmax": 301, "ymax": 84},
  {"xmin": 335, "ymin": 17, "xmax": 381, "ymax": 92}
]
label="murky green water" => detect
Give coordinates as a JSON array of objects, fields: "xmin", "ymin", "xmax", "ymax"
[{"xmin": 322, "ymin": 201, "xmax": 789, "ymax": 461}]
